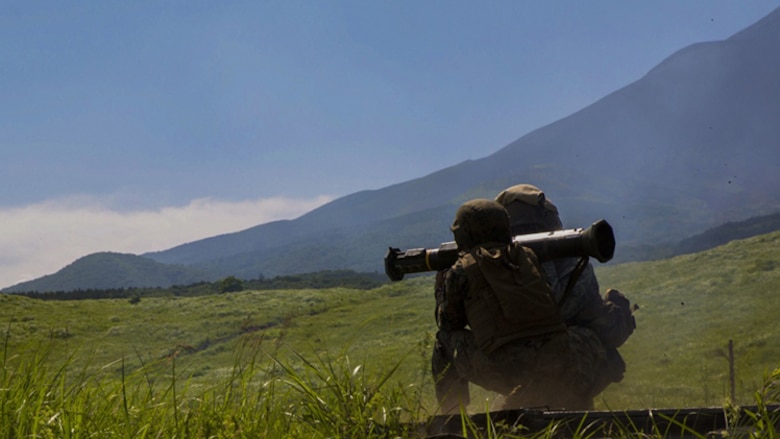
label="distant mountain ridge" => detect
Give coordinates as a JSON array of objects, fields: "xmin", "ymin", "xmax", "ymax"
[
  {"xmin": 6, "ymin": 210, "xmax": 780, "ymax": 293},
  {"xmin": 5, "ymin": 6, "xmax": 780, "ymax": 293},
  {"xmin": 675, "ymin": 212, "xmax": 780, "ymax": 256},
  {"xmin": 5, "ymin": 252, "xmax": 215, "ymax": 293}
]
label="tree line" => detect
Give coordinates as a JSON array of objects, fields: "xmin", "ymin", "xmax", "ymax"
[{"xmin": 8, "ymin": 270, "xmax": 388, "ymax": 301}]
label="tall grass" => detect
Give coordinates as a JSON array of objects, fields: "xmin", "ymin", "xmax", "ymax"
[
  {"xmin": 737, "ymin": 367, "xmax": 780, "ymax": 438},
  {"xmin": 0, "ymin": 331, "xmax": 433, "ymax": 438},
  {"xmin": 2, "ymin": 331, "xmax": 777, "ymax": 438}
]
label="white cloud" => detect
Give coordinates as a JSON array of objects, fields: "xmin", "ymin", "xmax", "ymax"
[{"xmin": 0, "ymin": 195, "xmax": 333, "ymax": 289}]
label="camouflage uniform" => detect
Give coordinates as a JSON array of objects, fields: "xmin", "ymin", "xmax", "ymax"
[
  {"xmin": 495, "ymin": 184, "xmax": 636, "ymax": 402},
  {"xmin": 431, "ymin": 199, "xmax": 607, "ymax": 414}
]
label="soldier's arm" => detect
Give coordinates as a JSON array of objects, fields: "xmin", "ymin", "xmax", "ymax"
[{"xmin": 435, "ymin": 266, "xmax": 468, "ymax": 331}]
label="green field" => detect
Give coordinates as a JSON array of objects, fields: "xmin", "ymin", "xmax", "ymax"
[{"xmin": 2, "ymin": 232, "xmax": 779, "ymax": 437}]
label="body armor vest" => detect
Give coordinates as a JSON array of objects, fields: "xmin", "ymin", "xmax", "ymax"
[{"xmin": 460, "ymin": 243, "xmax": 567, "ymax": 354}]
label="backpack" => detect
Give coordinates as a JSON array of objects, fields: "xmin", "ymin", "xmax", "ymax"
[{"xmin": 460, "ymin": 242, "xmax": 567, "ymax": 354}]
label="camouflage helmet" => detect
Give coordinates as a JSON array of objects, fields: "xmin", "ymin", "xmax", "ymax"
[
  {"xmin": 495, "ymin": 184, "xmax": 563, "ymax": 234},
  {"xmin": 450, "ymin": 199, "xmax": 512, "ymax": 250}
]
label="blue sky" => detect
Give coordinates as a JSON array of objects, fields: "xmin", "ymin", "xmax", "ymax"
[{"xmin": 2, "ymin": 1, "xmax": 779, "ymax": 288}]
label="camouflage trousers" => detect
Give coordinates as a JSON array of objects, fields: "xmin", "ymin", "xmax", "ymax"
[{"xmin": 431, "ymin": 326, "xmax": 610, "ymax": 413}]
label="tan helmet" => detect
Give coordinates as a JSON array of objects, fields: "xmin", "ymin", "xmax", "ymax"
[
  {"xmin": 495, "ymin": 184, "xmax": 563, "ymax": 234},
  {"xmin": 450, "ymin": 199, "xmax": 512, "ymax": 250}
]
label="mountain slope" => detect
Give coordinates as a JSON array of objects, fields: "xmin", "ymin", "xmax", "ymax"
[
  {"xmin": 147, "ymin": 7, "xmax": 780, "ymax": 272},
  {"xmin": 675, "ymin": 212, "xmax": 780, "ymax": 256},
  {"xmin": 4, "ymin": 253, "xmax": 218, "ymax": 293}
]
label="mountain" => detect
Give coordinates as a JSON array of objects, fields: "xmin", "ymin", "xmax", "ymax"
[
  {"xmin": 675, "ymin": 212, "xmax": 780, "ymax": 256},
  {"xmin": 5, "ymin": 253, "xmax": 217, "ymax": 293},
  {"xmin": 146, "ymin": 8, "xmax": 780, "ymax": 271},
  {"xmin": 613, "ymin": 212, "xmax": 780, "ymax": 263},
  {"xmin": 5, "ymin": 7, "xmax": 780, "ymax": 292}
]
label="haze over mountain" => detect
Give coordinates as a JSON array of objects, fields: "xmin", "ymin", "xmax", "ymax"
[{"xmin": 5, "ymin": 6, "xmax": 780, "ymax": 293}]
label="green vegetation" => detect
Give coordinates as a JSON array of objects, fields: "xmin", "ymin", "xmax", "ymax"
[
  {"xmin": 1, "ymin": 231, "xmax": 780, "ymax": 437},
  {"xmin": 596, "ymin": 231, "xmax": 780, "ymax": 409},
  {"xmin": 219, "ymin": 275, "xmax": 244, "ymax": 293}
]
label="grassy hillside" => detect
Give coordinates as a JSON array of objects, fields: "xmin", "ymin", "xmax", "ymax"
[
  {"xmin": 3, "ymin": 252, "xmax": 219, "ymax": 293},
  {"xmin": 1, "ymin": 231, "xmax": 779, "ymax": 435},
  {"xmin": 596, "ymin": 230, "xmax": 780, "ymax": 408}
]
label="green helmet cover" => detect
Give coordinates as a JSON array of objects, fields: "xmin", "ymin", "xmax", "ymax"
[{"xmin": 451, "ymin": 199, "xmax": 512, "ymax": 250}]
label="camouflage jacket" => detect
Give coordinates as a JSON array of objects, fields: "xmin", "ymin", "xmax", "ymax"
[{"xmin": 542, "ymin": 257, "xmax": 635, "ymax": 349}]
